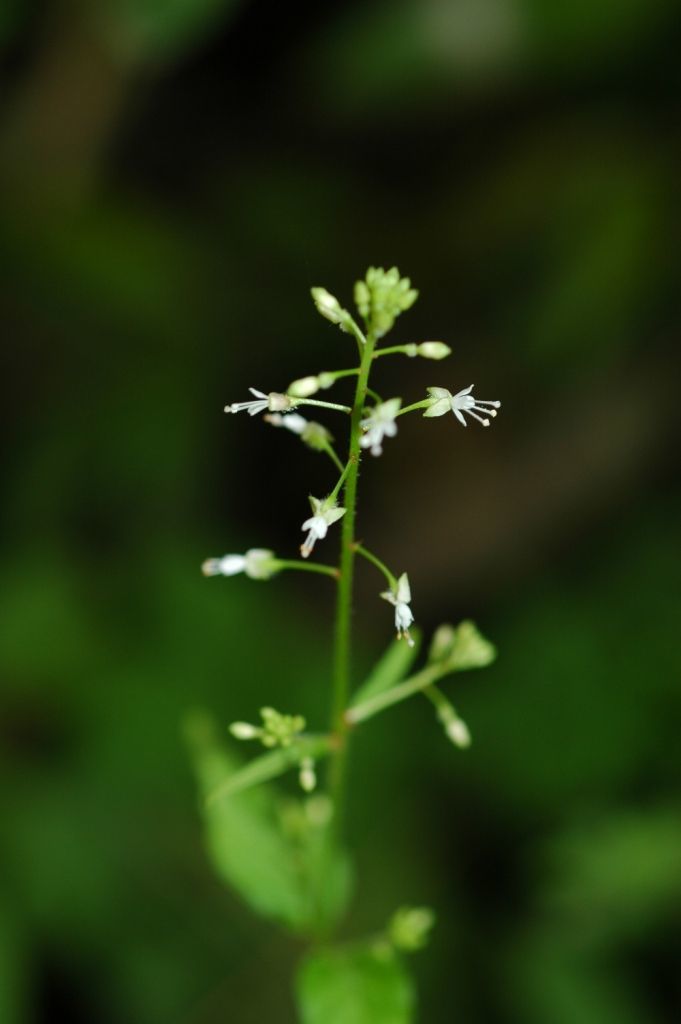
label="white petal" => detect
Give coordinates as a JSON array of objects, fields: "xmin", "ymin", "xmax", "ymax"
[{"xmin": 396, "ymin": 573, "xmax": 411, "ymax": 603}]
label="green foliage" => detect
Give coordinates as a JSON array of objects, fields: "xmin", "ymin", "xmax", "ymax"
[
  {"xmin": 186, "ymin": 712, "xmax": 315, "ymax": 931},
  {"xmin": 297, "ymin": 944, "xmax": 415, "ymax": 1024},
  {"xmin": 351, "ymin": 631, "xmax": 421, "ymax": 708}
]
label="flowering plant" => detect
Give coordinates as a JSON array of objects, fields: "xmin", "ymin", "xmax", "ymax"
[{"xmin": 187, "ymin": 268, "xmax": 500, "ymax": 1022}]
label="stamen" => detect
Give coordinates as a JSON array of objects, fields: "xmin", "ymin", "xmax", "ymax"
[{"xmin": 467, "ymin": 411, "xmax": 490, "ymax": 426}]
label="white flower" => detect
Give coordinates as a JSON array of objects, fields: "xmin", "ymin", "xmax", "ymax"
[
  {"xmin": 225, "ymin": 389, "xmax": 292, "ymax": 416},
  {"xmin": 300, "ymin": 497, "xmax": 346, "ymax": 558},
  {"xmin": 381, "ymin": 572, "xmax": 415, "ymax": 646},
  {"xmin": 360, "ymin": 398, "xmax": 401, "ymax": 457},
  {"xmin": 424, "ymin": 385, "xmax": 500, "ymax": 426},
  {"xmin": 265, "ymin": 412, "xmax": 308, "ymax": 435},
  {"xmin": 201, "ymin": 548, "xmax": 277, "ymax": 580}
]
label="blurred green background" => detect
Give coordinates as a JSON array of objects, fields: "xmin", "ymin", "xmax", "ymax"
[{"xmin": 1, "ymin": 0, "xmax": 680, "ymax": 1021}]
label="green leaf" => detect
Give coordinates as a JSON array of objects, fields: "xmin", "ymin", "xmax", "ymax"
[
  {"xmin": 351, "ymin": 631, "xmax": 421, "ymax": 708},
  {"xmin": 297, "ymin": 944, "xmax": 415, "ymax": 1024},
  {"xmin": 185, "ymin": 712, "xmax": 311, "ymax": 931}
]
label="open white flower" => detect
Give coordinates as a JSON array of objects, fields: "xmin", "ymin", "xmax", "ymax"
[
  {"xmin": 424, "ymin": 385, "xmax": 500, "ymax": 426},
  {"xmin": 381, "ymin": 572, "xmax": 415, "ymax": 646},
  {"xmin": 225, "ymin": 389, "xmax": 292, "ymax": 416},
  {"xmin": 360, "ymin": 397, "xmax": 401, "ymax": 457},
  {"xmin": 201, "ymin": 548, "xmax": 277, "ymax": 580},
  {"xmin": 301, "ymin": 497, "xmax": 346, "ymax": 558}
]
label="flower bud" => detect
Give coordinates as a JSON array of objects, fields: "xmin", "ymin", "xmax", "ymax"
[
  {"xmin": 288, "ymin": 376, "xmax": 319, "ymax": 398},
  {"xmin": 229, "ymin": 721, "xmax": 260, "ymax": 740},
  {"xmin": 311, "ymin": 287, "xmax": 344, "ymax": 324},
  {"xmin": 417, "ymin": 341, "xmax": 451, "ymax": 360},
  {"xmin": 317, "ymin": 372, "xmax": 336, "ymax": 390},
  {"xmin": 388, "ymin": 906, "xmax": 435, "ymax": 952},
  {"xmin": 445, "ymin": 716, "xmax": 471, "ymax": 748},
  {"xmin": 428, "ymin": 623, "xmax": 457, "ymax": 663},
  {"xmin": 447, "ymin": 620, "xmax": 496, "ymax": 671},
  {"xmin": 299, "ymin": 757, "xmax": 317, "ymax": 793}
]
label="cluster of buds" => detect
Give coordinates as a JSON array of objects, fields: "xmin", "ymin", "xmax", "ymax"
[
  {"xmin": 230, "ymin": 707, "xmax": 317, "ymax": 791},
  {"xmin": 354, "ymin": 266, "xmax": 418, "ymax": 338}
]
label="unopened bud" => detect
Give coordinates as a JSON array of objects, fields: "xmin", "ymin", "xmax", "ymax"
[
  {"xmin": 299, "ymin": 757, "xmax": 317, "ymax": 793},
  {"xmin": 311, "ymin": 287, "xmax": 344, "ymax": 324},
  {"xmin": 229, "ymin": 721, "xmax": 260, "ymax": 740},
  {"xmin": 428, "ymin": 623, "xmax": 457, "ymax": 662},
  {"xmin": 388, "ymin": 906, "xmax": 435, "ymax": 952},
  {"xmin": 317, "ymin": 372, "xmax": 336, "ymax": 390},
  {"xmin": 418, "ymin": 341, "xmax": 451, "ymax": 360},
  {"xmin": 288, "ymin": 376, "xmax": 319, "ymax": 398},
  {"xmin": 445, "ymin": 716, "xmax": 471, "ymax": 748}
]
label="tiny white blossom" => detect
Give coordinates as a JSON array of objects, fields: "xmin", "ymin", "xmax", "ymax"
[
  {"xmin": 424, "ymin": 385, "xmax": 500, "ymax": 426},
  {"xmin": 301, "ymin": 497, "xmax": 346, "ymax": 558},
  {"xmin": 381, "ymin": 572, "xmax": 415, "ymax": 646},
  {"xmin": 265, "ymin": 412, "xmax": 308, "ymax": 435},
  {"xmin": 360, "ymin": 397, "xmax": 401, "ymax": 457},
  {"xmin": 202, "ymin": 548, "xmax": 277, "ymax": 580},
  {"xmin": 225, "ymin": 389, "xmax": 292, "ymax": 416}
]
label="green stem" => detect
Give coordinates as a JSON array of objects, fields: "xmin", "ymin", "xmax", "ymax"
[
  {"xmin": 294, "ymin": 398, "xmax": 352, "ymax": 414},
  {"xmin": 345, "ymin": 662, "xmax": 446, "ymax": 725},
  {"xmin": 396, "ymin": 398, "xmax": 431, "ymax": 417},
  {"xmin": 319, "ymin": 439, "xmax": 344, "ymax": 472},
  {"xmin": 329, "ymin": 458, "xmax": 354, "ymax": 503},
  {"xmin": 344, "ymin": 316, "xmax": 368, "ymax": 354},
  {"xmin": 274, "ymin": 560, "xmax": 340, "ymax": 579},
  {"xmin": 373, "ymin": 344, "xmax": 417, "ymax": 359},
  {"xmin": 328, "ymin": 328, "xmax": 378, "ymax": 820},
  {"xmin": 320, "ymin": 367, "xmax": 360, "ymax": 385},
  {"xmin": 354, "ymin": 544, "xmax": 397, "ymax": 589}
]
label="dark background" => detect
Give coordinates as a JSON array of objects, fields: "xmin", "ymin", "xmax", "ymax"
[{"xmin": 1, "ymin": 0, "xmax": 680, "ymax": 1021}]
